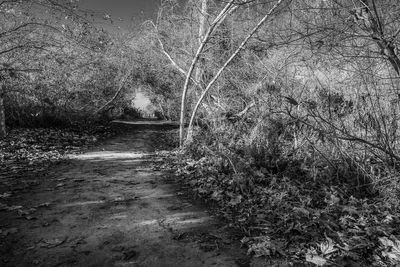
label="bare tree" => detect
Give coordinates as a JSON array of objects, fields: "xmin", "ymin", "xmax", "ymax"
[
  {"xmin": 185, "ymin": 0, "xmax": 286, "ymax": 143},
  {"xmin": 352, "ymin": 0, "xmax": 400, "ymax": 75},
  {"xmin": 178, "ymin": 0, "xmax": 238, "ymax": 146},
  {"xmin": 0, "ymin": 0, "xmax": 103, "ymax": 137}
]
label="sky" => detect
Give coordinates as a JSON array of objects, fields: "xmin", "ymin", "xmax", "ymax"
[{"xmin": 79, "ymin": 0, "xmax": 162, "ymax": 31}]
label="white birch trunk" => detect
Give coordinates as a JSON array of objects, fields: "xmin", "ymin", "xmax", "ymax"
[
  {"xmin": 179, "ymin": 0, "xmax": 236, "ymax": 147},
  {"xmin": 186, "ymin": 0, "xmax": 286, "ymax": 143},
  {"xmin": 194, "ymin": 0, "xmax": 208, "ymax": 87}
]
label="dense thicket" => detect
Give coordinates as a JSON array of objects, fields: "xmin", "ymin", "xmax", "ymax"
[
  {"xmin": 0, "ymin": 0, "xmax": 145, "ymax": 135},
  {"xmin": 142, "ymin": 0, "xmax": 400, "ymax": 265}
]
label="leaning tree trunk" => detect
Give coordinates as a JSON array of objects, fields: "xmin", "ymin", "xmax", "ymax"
[
  {"xmin": 179, "ymin": 0, "xmax": 236, "ymax": 146},
  {"xmin": 0, "ymin": 87, "xmax": 6, "ymax": 139},
  {"xmin": 354, "ymin": 0, "xmax": 400, "ymax": 76},
  {"xmin": 186, "ymin": 0, "xmax": 286, "ymax": 143}
]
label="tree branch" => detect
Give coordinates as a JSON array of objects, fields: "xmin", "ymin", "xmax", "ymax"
[
  {"xmin": 93, "ymin": 70, "xmax": 132, "ymax": 115},
  {"xmin": 186, "ymin": 0, "xmax": 286, "ymax": 143},
  {"xmin": 179, "ymin": 0, "xmax": 238, "ymax": 146}
]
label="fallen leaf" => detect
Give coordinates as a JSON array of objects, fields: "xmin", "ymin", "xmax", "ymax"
[
  {"xmin": 0, "ymin": 192, "xmax": 12, "ymax": 199},
  {"xmin": 7, "ymin": 205, "xmax": 23, "ymax": 211},
  {"xmin": 379, "ymin": 236, "xmax": 400, "ymax": 262},
  {"xmin": 1, "ymin": 227, "xmax": 18, "ymax": 236},
  {"xmin": 306, "ymin": 249, "xmax": 327, "ymax": 266},
  {"xmin": 123, "ymin": 249, "xmax": 139, "ymax": 260},
  {"xmin": 293, "ymin": 207, "xmax": 310, "ymax": 217},
  {"xmin": 229, "ymin": 195, "xmax": 242, "ymax": 206},
  {"xmin": 37, "ymin": 202, "xmax": 51, "ymax": 208},
  {"xmin": 38, "ymin": 237, "xmax": 67, "ymax": 248},
  {"xmin": 320, "ymin": 237, "xmax": 337, "ymax": 255}
]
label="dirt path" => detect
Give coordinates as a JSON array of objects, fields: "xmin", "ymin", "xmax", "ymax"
[{"xmin": 0, "ymin": 123, "xmax": 249, "ymax": 267}]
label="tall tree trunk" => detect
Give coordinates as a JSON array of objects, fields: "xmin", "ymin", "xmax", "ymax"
[
  {"xmin": 179, "ymin": 0, "xmax": 236, "ymax": 146},
  {"xmin": 186, "ymin": 0, "xmax": 286, "ymax": 143},
  {"xmin": 355, "ymin": 0, "xmax": 400, "ymax": 75},
  {"xmin": 376, "ymin": 38, "xmax": 400, "ymax": 76},
  {"xmin": 0, "ymin": 86, "xmax": 6, "ymax": 139},
  {"xmin": 195, "ymin": 0, "xmax": 208, "ymax": 86}
]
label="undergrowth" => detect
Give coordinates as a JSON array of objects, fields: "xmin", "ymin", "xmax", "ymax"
[{"xmin": 171, "ymin": 123, "xmax": 400, "ymax": 266}]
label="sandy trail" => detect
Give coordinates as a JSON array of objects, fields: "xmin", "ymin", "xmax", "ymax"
[{"xmin": 0, "ymin": 123, "xmax": 248, "ymax": 267}]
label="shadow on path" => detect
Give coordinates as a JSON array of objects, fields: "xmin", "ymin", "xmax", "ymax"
[{"xmin": 0, "ymin": 122, "xmax": 248, "ymax": 267}]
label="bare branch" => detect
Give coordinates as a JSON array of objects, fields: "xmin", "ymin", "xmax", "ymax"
[
  {"xmin": 186, "ymin": 0, "xmax": 286, "ymax": 143},
  {"xmin": 179, "ymin": 0, "xmax": 238, "ymax": 146},
  {"xmin": 93, "ymin": 70, "xmax": 132, "ymax": 115}
]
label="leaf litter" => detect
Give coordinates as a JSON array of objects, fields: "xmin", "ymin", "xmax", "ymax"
[
  {"xmin": 0, "ymin": 125, "xmax": 116, "ymax": 255},
  {"xmin": 167, "ymin": 149, "xmax": 400, "ymax": 266}
]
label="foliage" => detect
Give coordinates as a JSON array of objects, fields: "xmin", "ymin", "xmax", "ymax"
[
  {"xmin": 129, "ymin": 26, "xmax": 184, "ymax": 120},
  {"xmin": 148, "ymin": 2, "xmax": 400, "ymax": 263},
  {"xmin": 171, "ymin": 135, "xmax": 400, "ymax": 265},
  {"xmin": 1, "ymin": 0, "xmax": 145, "ymax": 130}
]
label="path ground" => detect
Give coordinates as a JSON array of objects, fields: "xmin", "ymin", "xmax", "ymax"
[{"xmin": 0, "ymin": 123, "xmax": 249, "ymax": 267}]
